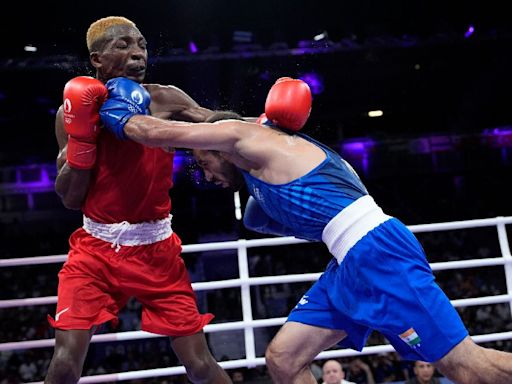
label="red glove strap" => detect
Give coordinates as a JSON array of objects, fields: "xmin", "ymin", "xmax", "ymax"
[{"xmin": 66, "ymin": 136, "xmax": 97, "ymax": 169}]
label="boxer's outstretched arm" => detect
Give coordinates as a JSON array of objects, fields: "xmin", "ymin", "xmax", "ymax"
[
  {"xmin": 123, "ymin": 115, "xmax": 252, "ymax": 153},
  {"xmin": 101, "ymin": 78, "xmax": 260, "ymax": 154},
  {"xmin": 54, "ymin": 106, "xmax": 91, "ymax": 210}
]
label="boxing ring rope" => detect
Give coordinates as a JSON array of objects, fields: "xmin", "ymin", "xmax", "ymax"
[{"xmin": 1, "ymin": 216, "xmax": 512, "ymax": 383}]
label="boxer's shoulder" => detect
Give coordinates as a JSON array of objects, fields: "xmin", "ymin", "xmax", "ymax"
[
  {"xmin": 144, "ymin": 83, "xmax": 189, "ymax": 101},
  {"xmin": 144, "ymin": 83, "xmax": 198, "ymax": 116}
]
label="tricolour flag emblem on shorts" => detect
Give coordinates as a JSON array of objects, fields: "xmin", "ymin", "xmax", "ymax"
[{"xmin": 399, "ymin": 328, "xmax": 421, "ymax": 348}]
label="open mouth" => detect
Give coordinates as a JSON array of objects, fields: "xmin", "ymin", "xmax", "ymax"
[{"xmin": 128, "ymin": 66, "xmax": 146, "ymax": 77}]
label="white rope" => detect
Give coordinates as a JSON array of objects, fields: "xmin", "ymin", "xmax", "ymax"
[{"xmin": 407, "ymin": 215, "xmax": 512, "ymax": 232}]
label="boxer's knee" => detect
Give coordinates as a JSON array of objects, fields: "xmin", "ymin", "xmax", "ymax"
[
  {"xmin": 265, "ymin": 338, "xmax": 296, "ymax": 378},
  {"xmin": 45, "ymin": 352, "xmax": 82, "ymax": 384},
  {"xmin": 184, "ymin": 356, "xmax": 210, "ymax": 381},
  {"xmin": 183, "ymin": 354, "xmax": 226, "ymax": 383},
  {"xmin": 45, "ymin": 329, "xmax": 91, "ymax": 383}
]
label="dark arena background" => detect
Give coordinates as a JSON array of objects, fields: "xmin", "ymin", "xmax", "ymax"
[{"xmin": 1, "ymin": 1, "xmax": 512, "ymax": 383}]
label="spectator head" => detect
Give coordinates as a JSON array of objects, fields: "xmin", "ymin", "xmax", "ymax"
[
  {"xmin": 413, "ymin": 360, "xmax": 436, "ymax": 384},
  {"xmin": 322, "ymin": 359, "xmax": 345, "ymax": 384},
  {"xmin": 231, "ymin": 370, "xmax": 244, "ymax": 383}
]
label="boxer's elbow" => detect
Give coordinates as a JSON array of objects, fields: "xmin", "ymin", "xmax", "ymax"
[
  {"xmin": 55, "ymin": 166, "xmax": 89, "ymax": 210},
  {"xmin": 61, "ymin": 195, "xmax": 83, "ymax": 210},
  {"xmin": 55, "ymin": 183, "xmax": 84, "ymax": 210}
]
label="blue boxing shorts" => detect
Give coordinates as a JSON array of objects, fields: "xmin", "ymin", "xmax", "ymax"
[{"xmin": 288, "ymin": 218, "xmax": 468, "ymax": 362}]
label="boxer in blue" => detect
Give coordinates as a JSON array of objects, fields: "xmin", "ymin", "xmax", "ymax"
[{"xmin": 99, "ymin": 76, "xmax": 512, "ymax": 383}]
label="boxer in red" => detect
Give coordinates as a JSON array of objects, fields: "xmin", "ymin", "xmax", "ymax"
[{"xmin": 45, "ymin": 16, "xmax": 232, "ymax": 384}]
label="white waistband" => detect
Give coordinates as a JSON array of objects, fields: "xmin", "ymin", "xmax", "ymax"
[
  {"xmin": 83, "ymin": 215, "xmax": 173, "ymax": 252},
  {"xmin": 322, "ymin": 195, "xmax": 392, "ymax": 264}
]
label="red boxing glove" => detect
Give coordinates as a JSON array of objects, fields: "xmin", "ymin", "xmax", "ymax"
[
  {"xmin": 63, "ymin": 76, "xmax": 108, "ymax": 169},
  {"xmin": 275, "ymin": 77, "xmax": 293, "ymax": 83},
  {"xmin": 264, "ymin": 77, "xmax": 312, "ymax": 131}
]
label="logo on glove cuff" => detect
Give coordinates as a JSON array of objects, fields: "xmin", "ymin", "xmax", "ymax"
[
  {"xmin": 130, "ymin": 90, "xmax": 144, "ymax": 105},
  {"xmin": 64, "ymin": 98, "xmax": 72, "ymax": 113}
]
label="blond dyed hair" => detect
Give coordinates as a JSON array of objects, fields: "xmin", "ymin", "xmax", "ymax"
[{"xmin": 86, "ymin": 16, "xmax": 136, "ymax": 52}]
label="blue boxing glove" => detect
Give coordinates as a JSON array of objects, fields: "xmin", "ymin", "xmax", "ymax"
[
  {"xmin": 99, "ymin": 77, "xmax": 151, "ymax": 140},
  {"xmin": 243, "ymin": 196, "xmax": 295, "ymax": 237}
]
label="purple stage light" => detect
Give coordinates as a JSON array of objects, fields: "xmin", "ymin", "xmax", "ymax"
[
  {"xmin": 173, "ymin": 151, "xmax": 186, "ymax": 174},
  {"xmin": 299, "ymin": 72, "xmax": 324, "ymax": 95},
  {"xmin": 188, "ymin": 41, "xmax": 198, "ymax": 53},
  {"xmin": 341, "ymin": 139, "xmax": 376, "ymax": 157},
  {"xmin": 464, "ymin": 25, "xmax": 475, "ymax": 38},
  {"xmin": 2, "ymin": 165, "xmax": 55, "ymax": 194},
  {"xmin": 482, "ymin": 126, "xmax": 512, "ymax": 148},
  {"xmin": 340, "ymin": 138, "xmax": 376, "ymax": 175}
]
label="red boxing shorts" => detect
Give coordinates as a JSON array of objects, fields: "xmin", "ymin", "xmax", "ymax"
[{"xmin": 48, "ymin": 228, "xmax": 214, "ymax": 336}]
